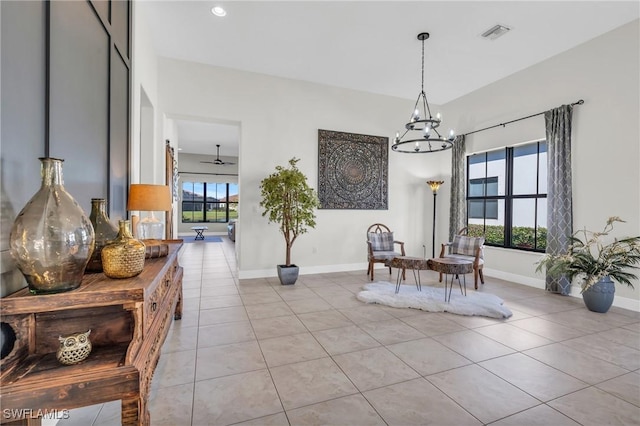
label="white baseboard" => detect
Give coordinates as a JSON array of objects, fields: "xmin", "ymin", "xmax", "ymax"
[{"xmin": 484, "ymin": 268, "xmax": 640, "ymax": 313}]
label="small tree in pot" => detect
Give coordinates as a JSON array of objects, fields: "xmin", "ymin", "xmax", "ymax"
[{"xmin": 260, "ymin": 158, "xmax": 319, "ymax": 285}]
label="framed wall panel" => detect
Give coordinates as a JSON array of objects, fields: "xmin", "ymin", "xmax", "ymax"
[{"xmin": 318, "ymin": 129, "xmax": 388, "ymax": 210}]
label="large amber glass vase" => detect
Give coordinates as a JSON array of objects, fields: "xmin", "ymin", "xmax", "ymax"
[
  {"xmin": 9, "ymin": 158, "xmax": 95, "ymax": 294},
  {"xmin": 86, "ymin": 198, "xmax": 118, "ymax": 273}
]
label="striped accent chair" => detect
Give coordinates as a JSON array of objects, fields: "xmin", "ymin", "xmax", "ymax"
[
  {"xmin": 439, "ymin": 228, "xmax": 485, "ymax": 289},
  {"xmin": 367, "ymin": 223, "xmax": 406, "ymax": 281}
]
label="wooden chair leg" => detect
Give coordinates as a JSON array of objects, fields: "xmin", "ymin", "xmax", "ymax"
[
  {"xmin": 402, "ymin": 268, "xmax": 406, "ymax": 281},
  {"xmin": 473, "ymin": 269, "xmax": 479, "ymax": 290},
  {"xmin": 479, "ymin": 268, "xmax": 485, "ymax": 284},
  {"xmin": 369, "ymin": 262, "xmax": 374, "ymax": 281},
  {"xmin": 439, "ymin": 272, "xmax": 443, "ymax": 283}
]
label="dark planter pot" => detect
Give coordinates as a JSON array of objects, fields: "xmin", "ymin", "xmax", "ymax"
[
  {"xmin": 277, "ymin": 264, "xmax": 299, "ymax": 285},
  {"xmin": 582, "ymin": 276, "xmax": 615, "ymax": 313}
]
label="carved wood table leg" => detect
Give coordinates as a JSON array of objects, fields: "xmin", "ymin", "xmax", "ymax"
[
  {"xmin": 121, "ymin": 398, "xmax": 142, "ymax": 425},
  {"xmin": 174, "ymin": 282, "xmax": 183, "ymax": 320}
]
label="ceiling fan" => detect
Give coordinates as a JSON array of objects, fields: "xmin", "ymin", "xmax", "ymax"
[{"xmin": 200, "ymin": 144, "xmax": 236, "ymax": 166}]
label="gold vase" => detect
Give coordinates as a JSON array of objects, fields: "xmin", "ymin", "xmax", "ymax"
[{"xmin": 101, "ymin": 220, "xmax": 146, "ymax": 279}]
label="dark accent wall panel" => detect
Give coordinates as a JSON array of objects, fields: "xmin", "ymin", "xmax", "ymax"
[
  {"xmin": 110, "ymin": 47, "xmax": 130, "ymax": 221},
  {"xmin": 49, "ymin": 0, "xmax": 109, "ymax": 214},
  {"xmin": 0, "ymin": 0, "xmax": 131, "ymax": 298}
]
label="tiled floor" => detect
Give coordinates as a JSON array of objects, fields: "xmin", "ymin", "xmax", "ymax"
[{"xmin": 61, "ymin": 237, "xmax": 640, "ymax": 425}]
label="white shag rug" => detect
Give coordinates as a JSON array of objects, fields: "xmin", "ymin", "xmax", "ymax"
[{"xmin": 357, "ymin": 282, "xmax": 512, "ymax": 319}]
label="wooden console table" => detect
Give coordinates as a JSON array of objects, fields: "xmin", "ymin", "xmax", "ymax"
[{"xmin": 0, "ymin": 241, "xmax": 184, "ymax": 425}]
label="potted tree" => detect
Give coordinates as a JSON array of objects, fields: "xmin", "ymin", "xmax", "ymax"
[
  {"xmin": 260, "ymin": 158, "xmax": 320, "ymax": 285},
  {"xmin": 536, "ymin": 217, "xmax": 640, "ymax": 313}
]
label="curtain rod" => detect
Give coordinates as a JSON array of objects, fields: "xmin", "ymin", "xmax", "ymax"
[{"xmin": 462, "ymin": 99, "xmax": 584, "ymax": 137}]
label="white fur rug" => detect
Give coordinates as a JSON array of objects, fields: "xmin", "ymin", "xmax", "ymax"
[{"xmin": 357, "ymin": 282, "xmax": 512, "ymax": 319}]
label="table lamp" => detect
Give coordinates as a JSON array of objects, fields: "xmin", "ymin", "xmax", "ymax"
[{"xmin": 127, "ymin": 184, "xmax": 171, "ymax": 240}]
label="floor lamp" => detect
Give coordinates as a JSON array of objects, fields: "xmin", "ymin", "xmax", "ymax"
[{"xmin": 427, "ymin": 180, "xmax": 444, "ymax": 258}]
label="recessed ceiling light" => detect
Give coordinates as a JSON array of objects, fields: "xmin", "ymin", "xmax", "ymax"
[
  {"xmin": 211, "ymin": 6, "xmax": 226, "ymax": 17},
  {"xmin": 481, "ymin": 24, "xmax": 511, "ymax": 40}
]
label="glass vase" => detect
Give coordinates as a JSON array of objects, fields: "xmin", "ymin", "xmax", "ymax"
[
  {"xmin": 86, "ymin": 198, "xmax": 118, "ymax": 273},
  {"xmin": 101, "ymin": 220, "xmax": 146, "ymax": 279},
  {"xmin": 9, "ymin": 157, "xmax": 95, "ymax": 294}
]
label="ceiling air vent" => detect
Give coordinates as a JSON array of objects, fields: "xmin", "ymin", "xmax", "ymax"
[{"xmin": 481, "ymin": 24, "xmax": 511, "ymax": 40}]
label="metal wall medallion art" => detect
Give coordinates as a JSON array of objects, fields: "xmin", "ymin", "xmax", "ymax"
[{"xmin": 318, "ymin": 129, "xmax": 388, "ymax": 209}]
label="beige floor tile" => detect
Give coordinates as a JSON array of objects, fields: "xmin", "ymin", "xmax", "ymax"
[
  {"xmin": 199, "ymin": 294, "xmax": 243, "ymax": 309},
  {"xmin": 245, "ymin": 301, "xmax": 294, "ymax": 319},
  {"xmin": 359, "ymin": 318, "xmax": 426, "ymax": 345},
  {"xmin": 241, "ymin": 291, "xmax": 285, "ymax": 305},
  {"xmin": 338, "ymin": 305, "xmax": 396, "ymax": 324},
  {"xmin": 444, "ymin": 312, "xmax": 505, "ymax": 329},
  {"xmin": 548, "ymin": 386, "xmax": 640, "ymax": 426},
  {"xmin": 387, "ymin": 337, "xmax": 472, "ymax": 376},
  {"xmin": 401, "ymin": 313, "xmax": 468, "ymax": 336},
  {"xmin": 489, "ymin": 404, "xmax": 580, "ymax": 425},
  {"xmin": 297, "ymin": 309, "xmax": 354, "ymax": 331},
  {"xmin": 524, "ymin": 343, "xmax": 629, "ymax": 384},
  {"xmin": 312, "ymin": 325, "xmax": 381, "ymax": 355},
  {"xmin": 269, "ymin": 357, "xmax": 358, "ymax": 410},
  {"xmin": 199, "ymin": 306, "xmax": 249, "ymax": 326},
  {"xmin": 196, "ymin": 341, "xmax": 266, "ymax": 381},
  {"xmin": 595, "ymin": 371, "xmax": 640, "ymax": 407},
  {"xmin": 540, "ymin": 309, "xmax": 628, "ymax": 333},
  {"xmin": 153, "ymin": 349, "xmax": 196, "ymax": 388},
  {"xmin": 364, "ymin": 377, "xmax": 482, "ymax": 426},
  {"xmin": 474, "ymin": 323, "xmax": 555, "ymax": 350},
  {"xmin": 92, "ymin": 400, "xmax": 121, "ymax": 426},
  {"xmin": 200, "ymin": 284, "xmax": 239, "ymax": 297},
  {"xmin": 509, "ymin": 317, "xmax": 585, "ymax": 342},
  {"xmin": 432, "ymin": 330, "xmax": 515, "ymax": 362},
  {"xmin": 595, "ymin": 326, "xmax": 640, "ymax": 350},
  {"xmin": 479, "ymin": 353, "xmax": 588, "ymax": 401},
  {"xmin": 427, "ymin": 364, "xmax": 539, "ymax": 424},
  {"xmin": 258, "ymin": 332, "xmax": 328, "ymax": 367},
  {"xmin": 197, "ymin": 321, "xmax": 255, "ymax": 348},
  {"xmin": 57, "ymin": 404, "xmax": 101, "ymax": 425},
  {"xmin": 161, "ymin": 325, "xmax": 199, "ymax": 354},
  {"xmin": 326, "ymin": 294, "xmax": 365, "ymax": 309},
  {"xmin": 561, "ymin": 334, "xmax": 640, "ymax": 370},
  {"xmin": 333, "ymin": 346, "xmax": 420, "ymax": 391},
  {"xmin": 234, "ymin": 412, "xmax": 289, "ymax": 425},
  {"xmin": 286, "ymin": 297, "xmax": 334, "ymax": 314},
  {"xmin": 192, "ymin": 369, "xmax": 282, "ymax": 425},
  {"xmin": 251, "ymin": 315, "xmax": 308, "ymax": 339},
  {"xmin": 148, "ymin": 383, "xmax": 194, "ymax": 425},
  {"xmin": 274, "ymin": 286, "xmax": 318, "ymax": 301},
  {"xmin": 287, "ymin": 394, "xmax": 386, "ymax": 426}
]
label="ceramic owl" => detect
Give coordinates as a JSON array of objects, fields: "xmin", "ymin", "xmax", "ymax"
[{"xmin": 56, "ymin": 329, "xmax": 92, "ymax": 365}]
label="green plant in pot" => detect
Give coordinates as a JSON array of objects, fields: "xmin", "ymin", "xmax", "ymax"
[
  {"xmin": 260, "ymin": 158, "xmax": 319, "ymax": 285},
  {"xmin": 536, "ymin": 217, "xmax": 640, "ymax": 313}
]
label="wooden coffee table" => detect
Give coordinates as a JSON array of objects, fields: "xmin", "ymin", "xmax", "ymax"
[
  {"xmin": 428, "ymin": 257, "xmax": 474, "ymax": 302},
  {"xmin": 387, "ymin": 256, "xmax": 431, "ymax": 294}
]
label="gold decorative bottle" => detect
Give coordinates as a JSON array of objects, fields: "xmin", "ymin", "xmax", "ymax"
[
  {"xmin": 101, "ymin": 220, "xmax": 146, "ymax": 279},
  {"xmin": 86, "ymin": 198, "xmax": 118, "ymax": 272}
]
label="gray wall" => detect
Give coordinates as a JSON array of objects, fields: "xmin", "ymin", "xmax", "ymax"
[{"xmin": 0, "ymin": 0, "xmax": 131, "ymax": 297}]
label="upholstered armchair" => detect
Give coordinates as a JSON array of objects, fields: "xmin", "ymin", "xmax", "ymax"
[
  {"xmin": 439, "ymin": 228, "xmax": 485, "ymax": 289},
  {"xmin": 367, "ymin": 223, "xmax": 406, "ymax": 281}
]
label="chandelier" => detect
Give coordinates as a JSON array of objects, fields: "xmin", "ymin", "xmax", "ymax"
[{"xmin": 392, "ymin": 33, "xmax": 455, "ymax": 153}]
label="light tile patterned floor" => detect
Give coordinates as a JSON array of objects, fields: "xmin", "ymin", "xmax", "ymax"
[{"xmin": 60, "ymin": 237, "xmax": 640, "ymax": 425}]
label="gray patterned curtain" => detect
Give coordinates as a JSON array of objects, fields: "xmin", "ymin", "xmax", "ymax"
[
  {"xmin": 545, "ymin": 105, "xmax": 573, "ymax": 294},
  {"xmin": 449, "ymin": 135, "xmax": 467, "ymax": 241}
]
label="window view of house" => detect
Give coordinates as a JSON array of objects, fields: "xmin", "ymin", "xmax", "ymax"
[
  {"xmin": 181, "ymin": 181, "xmax": 238, "ymax": 223},
  {"xmin": 467, "ymin": 141, "xmax": 547, "ymax": 251}
]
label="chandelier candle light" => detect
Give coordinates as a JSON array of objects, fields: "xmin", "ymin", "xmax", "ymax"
[
  {"xmin": 392, "ymin": 33, "xmax": 456, "ymax": 153},
  {"xmin": 427, "ymin": 180, "xmax": 444, "ymax": 258}
]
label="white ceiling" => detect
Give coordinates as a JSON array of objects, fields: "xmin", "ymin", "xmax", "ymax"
[{"xmin": 138, "ymin": 1, "xmax": 639, "ymax": 156}]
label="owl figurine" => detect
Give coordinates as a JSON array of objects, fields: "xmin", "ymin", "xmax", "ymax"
[{"xmin": 56, "ymin": 329, "xmax": 92, "ymax": 365}]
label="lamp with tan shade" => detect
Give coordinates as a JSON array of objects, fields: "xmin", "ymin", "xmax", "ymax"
[{"xmin": 127, "ymin": 184, "xmax": 171, "ymax": 241}]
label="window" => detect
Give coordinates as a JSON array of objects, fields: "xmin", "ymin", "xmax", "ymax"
[
  {"xmin": 466, "ymin": 141, "xmax": 547, "ymax": 251},
  {"xmin": 181, "ymin": 181, "xmax": 238, "ymax": 223}
]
